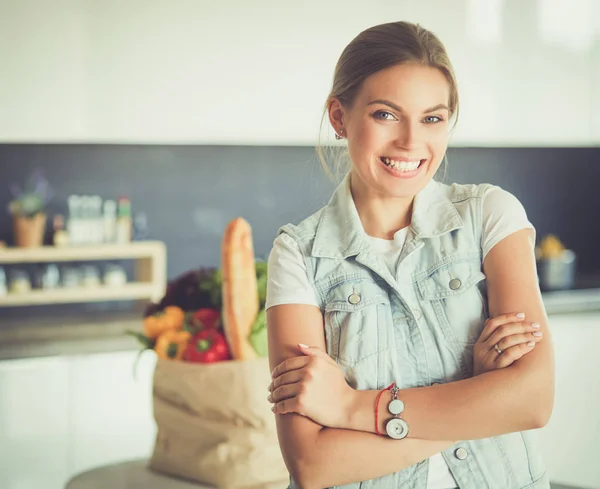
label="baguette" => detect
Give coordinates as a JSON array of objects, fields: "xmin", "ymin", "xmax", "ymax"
[{"xmin": 221, "ymin": 217, "xmax": 259, "ymax": 361}]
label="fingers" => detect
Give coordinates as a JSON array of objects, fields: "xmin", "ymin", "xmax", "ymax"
[
  {"xmin": 271, "ymin": 355, "xmax": 310, "ymax": 379},
  {"xmin": 479, "ymin": 312, "xmax": 526, "ymax": 343},
  {"xmin": 268, "ymin": 369, "xmax": 304, "ymax": 393},
  {"xmin": 485, "ymin": 322, "xmax": 542, "ymax": 350},
  {"xmin": 298, "ymin": 344, "xmax": 336, "ymax": 365},
  {"xmin": 271, "ymin": 395, "xmax": 303, "ymax": 415},
  {"xmin": 269, "ymin": 381, "xmax": 301, "ymax": 405},
  {"xmin": 491, "ymin": 341, "xmax": 537, "ymax": 368}
]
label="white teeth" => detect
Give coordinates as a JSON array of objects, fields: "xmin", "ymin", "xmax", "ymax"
[{"xmin": 382, "ymin": 157, "xmax": 421, "ymax": 172}]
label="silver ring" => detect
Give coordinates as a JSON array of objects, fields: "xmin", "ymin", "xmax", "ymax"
[{"xmin": 494, "ymin": 344, "xmax": 502, "ymax": 355}]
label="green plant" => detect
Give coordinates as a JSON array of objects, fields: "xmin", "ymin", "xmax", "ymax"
[{"xmin": 8, "ymin": 169, "xmax": 53, "ymax": 218}]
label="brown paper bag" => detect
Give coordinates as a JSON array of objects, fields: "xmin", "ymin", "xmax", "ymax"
[{"xmin": 149, "ymin": 356, "xmax": 290, "ymax": 489}]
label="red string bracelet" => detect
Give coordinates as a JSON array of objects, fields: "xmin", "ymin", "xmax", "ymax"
[{"xmin": 375, "ymin": 382, "xmax": 395, "ymax": 436}]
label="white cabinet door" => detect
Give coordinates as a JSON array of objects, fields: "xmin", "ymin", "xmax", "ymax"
[
  {"xmin": 538, "ymin": 313, "xmax": 600, "ymax": 488},
  {"xmin": 67, "ymin": 350, "xmax": 157, "ymax": 479},
  {"xmin": 0, "ymin": 0, "xmax": 86, "ymax": 142},
  {"xmin": 0, "ymin": 356, "xmax": 70, "ymax": 489},
  {"xmin": 1, "ymin": 0, "xmax": 597, "ymax": 146}
]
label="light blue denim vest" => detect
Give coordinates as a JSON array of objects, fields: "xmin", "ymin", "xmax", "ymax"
[{"xmin": 278, "ymin": 173, "xmax": 549, "ymax": 489}]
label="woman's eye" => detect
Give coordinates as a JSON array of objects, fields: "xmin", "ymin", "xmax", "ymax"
[
  {"xmin": 373, "ymin": 110, "xmax": 396, "ymax": 121},
  {"xmin": 424, "ymin": 115, "xmax": 443, "ymax": 124}
]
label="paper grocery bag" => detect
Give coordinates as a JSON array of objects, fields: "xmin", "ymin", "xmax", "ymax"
[{"xmin": 149, "ymin": 357, "xmax": 290, "ymax": 489}]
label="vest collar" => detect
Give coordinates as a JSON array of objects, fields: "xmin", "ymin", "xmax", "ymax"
[{"xmin": 311, "ymin": 172, "xmax": 463, "ymax": 259}]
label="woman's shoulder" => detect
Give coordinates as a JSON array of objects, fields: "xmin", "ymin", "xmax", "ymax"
[
  {"xmin": 435, "ymin": 180, "xmax": 497, "ymax": 201},
  {"xmin": 437, "ymin": 181, "xmax": 527, "ymax": 213},
  {"xmin": 276, "ymin": 205, "xmax": 327, "ymax": 243}
]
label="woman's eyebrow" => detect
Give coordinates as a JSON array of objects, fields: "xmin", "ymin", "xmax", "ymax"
[{"xmin": 367, "ymin": 99, "xmax": 449, "ymax": 113}]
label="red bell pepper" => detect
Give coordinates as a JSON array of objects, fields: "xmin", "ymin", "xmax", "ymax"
[
  {"xmin": 190, "ymin": 308, "xmax": 221, "ymax": 330},
  {"xmin": 183, "ymin": 329, "xmax": 231, "ymax": 363}
]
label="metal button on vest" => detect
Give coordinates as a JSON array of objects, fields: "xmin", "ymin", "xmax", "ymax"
[
  {"xmin": 455, "ymin": 447, "xmax": 468, "ymax": 460},
  {"xmin": 413, "ymin": 309, "xmax": 422, "ymax": 320},
  {"xmin": 449, "ymin": 278, "xmax": 462, "ymax": 290},
  {"xmin": 348, "ymin": 293, "xmax": 361, "ymax": 305}
]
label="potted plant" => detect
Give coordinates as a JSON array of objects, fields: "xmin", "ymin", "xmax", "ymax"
[{"xmin": 8, "ymin": 169, "xmax": 53, "ymax": 248}]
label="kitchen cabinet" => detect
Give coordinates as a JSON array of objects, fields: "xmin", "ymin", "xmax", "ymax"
[
  {"xmin": 538, "ymin": 313, "xmax": 600, "ymax": 488},
  {"xmin": 0, "ymin": 356, "xmax": 70, "ymax": 489},
  {"xmin": 68, "ymin": 350, "xmax": 157, "ymax": 477},
  {"xmin": 0, "ymin": 351, "xmax": 157, "ymax": 489},
  {"xmin": 0, "ymin": 0, "xmax": 597, "ymax": 147}
]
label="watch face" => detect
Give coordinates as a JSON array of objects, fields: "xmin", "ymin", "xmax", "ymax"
[
  {"xmin": 386, "ymin": 418, "xmax": 409, "ymax": 440},
  {"xmin": 388, "ymin": 399, "xmax": 405, "ymax": 415}
]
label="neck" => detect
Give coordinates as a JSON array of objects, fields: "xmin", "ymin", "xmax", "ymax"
[{"xmin": 350, "ymin": 172, "xmax": 414, "ymax": 240}]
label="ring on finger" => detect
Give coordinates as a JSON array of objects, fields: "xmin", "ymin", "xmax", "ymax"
[{"xmin": 494, "ymin": 343, "xmax": 502, "ymax": 355}]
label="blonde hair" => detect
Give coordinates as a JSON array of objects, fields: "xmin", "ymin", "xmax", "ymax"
[{"xmin": 316, "ymin": 21, "xmax": 459, "ymax": 181}]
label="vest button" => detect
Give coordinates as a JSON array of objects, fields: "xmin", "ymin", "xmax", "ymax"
[
  {"xmin": 413, "ymin": 309, "xmax": 422, "ymax": 320},
  {"xmin": 449, "ymin": 278, "xmax": 462, "ymax": 290},
  {"xmin": 454, "ymin": 447, "xmax": 468, "ymax": 460},
  {"xmin": 348, "ymin": 293, "xmax": 361, "ymax": 305}
]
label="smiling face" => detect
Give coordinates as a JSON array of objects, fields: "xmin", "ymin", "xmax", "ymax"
[{"xmin": 330, "ymin": 63, "xmax": 451, "ymax": 200}]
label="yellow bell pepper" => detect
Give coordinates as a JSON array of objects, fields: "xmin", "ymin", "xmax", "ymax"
[
  {"xmin": 143, "ymin": 306, "xmax": 185, "ymax": 339},
  {"xmin": 154, "ymin": 330, "xmax": 191, "ymax": 360}
]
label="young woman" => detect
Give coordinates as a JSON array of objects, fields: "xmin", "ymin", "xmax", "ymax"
[{"xmin": 265, "ymin": 21, "xmax": 554, "ymax": 489}]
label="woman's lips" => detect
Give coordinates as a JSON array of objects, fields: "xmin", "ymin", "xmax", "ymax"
[{"xmin": 379, "ymin": 156, "xmax": 426, "ymax": 178}]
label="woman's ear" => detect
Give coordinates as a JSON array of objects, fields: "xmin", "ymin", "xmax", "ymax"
[{"xmin": 327, "ymin": 98, "xmax": 345, "ymax": 136}]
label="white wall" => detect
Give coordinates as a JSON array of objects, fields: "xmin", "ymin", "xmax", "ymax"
[{"xmin": 0, "ymin": 0, "xmax": 598, "ymax": 146}]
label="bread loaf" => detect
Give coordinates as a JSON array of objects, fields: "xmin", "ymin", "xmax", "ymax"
[{"xmin": 221, "ymin": 217, "xmax": 259, "ymax": 361}]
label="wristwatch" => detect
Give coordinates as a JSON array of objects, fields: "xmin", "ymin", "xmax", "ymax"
[{"xmin": 385, "ymin": 386, "xmax": 409, "ymax": 439}]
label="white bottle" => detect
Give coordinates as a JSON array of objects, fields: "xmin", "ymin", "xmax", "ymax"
[
  {"xmin": 91, "ymin": 196, "xmax": 104, "ymax": 244},
  {"xmin": 67, "ymin": 195, "xmax": 81, "ymax": 245},
  {"xmin": 103, "ymin": 200, "xmax": 117, "ymax": 244}
]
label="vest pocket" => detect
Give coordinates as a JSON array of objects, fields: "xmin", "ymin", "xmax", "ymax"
[
  {"xmin": 324, "ymin": 280, "xmax": 390, "ymax": 366},
  {"xmin": 415, "ymin": 257, "xmax": 487, "ymax": 344}
]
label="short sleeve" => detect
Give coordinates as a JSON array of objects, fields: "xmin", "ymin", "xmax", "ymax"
[
  {"xmin": 481, "ymin": 186, "xmax": 536, "ymax": 260},
  {"xmin": 265, "ymin": 233, "xmax": 320, "ymax": 310}
]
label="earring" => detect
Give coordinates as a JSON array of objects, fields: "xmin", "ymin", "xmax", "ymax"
[{"xmin": 335, "ymin": 128, "xmax": 345, "ymax": 140}]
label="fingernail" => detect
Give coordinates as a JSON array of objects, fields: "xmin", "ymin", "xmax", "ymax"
[
  {"xmin": 298, "ymin": 343, "xmax": 309, "ymax": 348},
  {"xmin": 267, "ymin": 394, "xmax": 272, "ymax": 402},
  {"xmin": 271, "ymin": 406, "xmax": 275, "ymax": 412},
  {"xmin": 267, "ymin": 384, "xmax": 271, "ymax": 392},
  {"xmin": 532, "ymin": 323, "xmax": 540, "ymax": 328},
  {"xmin": 533, "ymin": 331, "xmax": 543, "ymax": 337},
  {"xmin": 527, "ymin": 341, "xmax": 535, "ymax": 347},
  {"xmin": 516, "ymin": 313, "xmax": 525, "ymax": 319}
]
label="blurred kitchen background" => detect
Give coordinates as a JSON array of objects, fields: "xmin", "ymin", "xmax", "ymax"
[{"xmin": 0, "ymin": 0, "xmax": 599, "ymax": 488}]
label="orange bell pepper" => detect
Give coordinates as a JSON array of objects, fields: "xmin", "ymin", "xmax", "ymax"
[
  {"xmin": 154, "ymin": 330, "xmax": 191, "ymax": 360},
  {"xmin": 143, "ymin": 306, "xmax": 185, "ymax": 339}
]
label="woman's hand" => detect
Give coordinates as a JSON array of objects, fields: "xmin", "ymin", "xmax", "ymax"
[
  {"xmin": 267, "ymin": 344, "xmax": 356, "ymax": 429},
  {"xmin": 473, "ymin": 312, "xmax": 543, "ymax": 376}
]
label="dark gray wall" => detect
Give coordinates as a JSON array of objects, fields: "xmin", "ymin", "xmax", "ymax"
[{"xmin": 0, "ymin": 144, "xmax": 598, "ymax": 318}]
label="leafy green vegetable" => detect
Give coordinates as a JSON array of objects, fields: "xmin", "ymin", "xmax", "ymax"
[
  {"xmin": 255, "ymin": 260, "xmax": 268, "ymax": 308},
  {"xmin": 249, "ymin": 308, "xmax": 268, "ymax": 357}
]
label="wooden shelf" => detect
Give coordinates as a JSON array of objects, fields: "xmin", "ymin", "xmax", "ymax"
[
  {"xmin": 0, "ymin": 241, "xmax": 167, "ymax": 307},
  {"xmin": 0, "ymin": 283, "xmax": 157, "ymax": 307},
  {"xmin": 0, "ymin": 241, "xmax": 166, "ymax": 264}
]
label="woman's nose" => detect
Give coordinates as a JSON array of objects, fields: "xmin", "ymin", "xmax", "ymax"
[{"xmin": 394, "ymin": 121, "xmax": 419, "ymax": 149}]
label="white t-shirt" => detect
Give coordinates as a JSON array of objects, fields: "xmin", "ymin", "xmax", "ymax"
[{"xmin": 266, "ymin": 185, "xmax": 534, "ymax": 489}]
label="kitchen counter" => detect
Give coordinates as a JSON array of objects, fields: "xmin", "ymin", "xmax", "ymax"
[
  {"xmin": 542, "ymin": 287, "xmax": 600, "ymax": 315},
  {"xmin": 1, "ymin": 287, "xmax": 599, "ymax": 361},
  {"xmin": 0, "ymin": 310, "xmax": 145, "ymax": 361}
]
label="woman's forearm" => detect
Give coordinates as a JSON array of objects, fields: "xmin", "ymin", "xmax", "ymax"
[
  {"xmin": 300, "ymin": 427, "xmax": 455, "ymax": 489},
  {"xmin": 345, "ymin": 365, "xmax": 548, "ymax": 440}
]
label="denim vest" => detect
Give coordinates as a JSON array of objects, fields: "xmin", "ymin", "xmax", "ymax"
[{"xmin": 278, "ymin": 173, "xmax": 549, "ymax": 489}]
